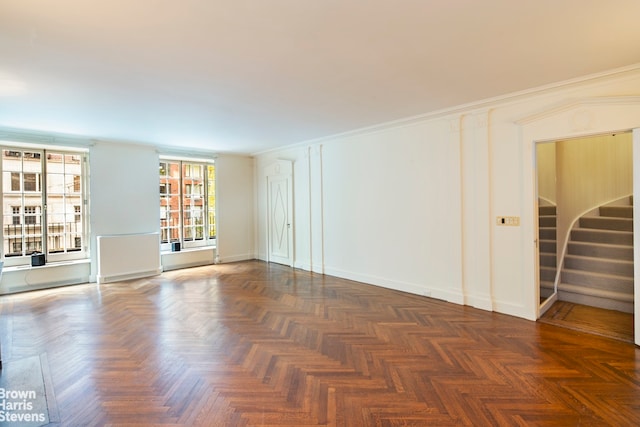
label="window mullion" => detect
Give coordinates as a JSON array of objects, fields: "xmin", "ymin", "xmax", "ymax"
[
  {"xmin": 20, "ymin": 178, "xmax": 25, "ymax": 256},
  {"xmin": 181, "ymin": 161, "xmax": 186, "ymax": 244},
  {"xmin": 203, "ymin": 166, "xmax": 208, "ymax": 243}
]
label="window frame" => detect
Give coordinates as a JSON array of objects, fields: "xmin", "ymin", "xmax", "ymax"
[
  {"xmin": 0, "ymin": 145, "xmax": 88, "ymax": 267},
  {"xmin": 159, "ymin": 157, "xmax": 216, "ymax": 251}
]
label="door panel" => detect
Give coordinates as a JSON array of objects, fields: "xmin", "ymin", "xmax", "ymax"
[
  {"xmin": 268, "ymin": 176, "xmax": 291, "ymax": 264},
  {"xmin": 266, "ymin": 160, "xmax": 293, "ymax": 267}
]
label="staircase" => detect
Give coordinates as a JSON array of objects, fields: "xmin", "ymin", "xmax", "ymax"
[
  {"xmin": 538, "ymin": 205, "xmax": 557, "ymax": 300},
  {"xmin": 558, "ymin": 198, "xmax": 634, "ymax": 313}
]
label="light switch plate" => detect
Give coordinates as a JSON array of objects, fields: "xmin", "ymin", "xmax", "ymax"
[{"xmin": 496, "ymin": 216, "xmax": 520, "ymax": 226}]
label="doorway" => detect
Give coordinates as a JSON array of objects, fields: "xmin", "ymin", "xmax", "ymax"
[{"xmin": 536, "ymin": 132, "xmax": 634, "ymax": 342}]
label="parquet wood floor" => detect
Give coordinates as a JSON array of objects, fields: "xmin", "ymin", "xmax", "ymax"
[{"xmin": 1, "ymin": 260, "xmax": 639, "ymax": 426}]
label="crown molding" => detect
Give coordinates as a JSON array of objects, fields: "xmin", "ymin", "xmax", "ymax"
[
  {"xmin": 514, "ymin": 95, "xmax": 640, "ymax": 125},
  {"xmin": 252, "ymin": 63, "xmax": 640, "ymax": 156}
]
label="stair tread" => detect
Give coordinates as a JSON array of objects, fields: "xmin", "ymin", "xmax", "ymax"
[
  {"xmin": 583, "ymin": 214, "xmax": 632, "ymax": 219},
  {"xmin": 600, "ymin": 205, "xmax": 633, "ymax": 218},
  {"xmin": 569, "ymin": 241, "xmax": 632, "ymax": 249},
  {"xmin": 574, "ymin": 227, "xmax": 632, "ymax": 233},
  {"xmin": 562, "ymin": 267, "xmax": 633, "ymax": 281},
  {"xmin": 568, "ymin": 241, "xmax": 634, "ymax": 259},
  {"xmin": 564, "ymin": 254, "xmax": 633, "ymax": 264},
  {"xmin": 580, "ymin": 217, "xmax": 633, "ymax": 231}
]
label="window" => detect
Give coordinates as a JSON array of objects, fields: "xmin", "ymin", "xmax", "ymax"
[
  {"xmin": 24, "ymin": 206, "xmax": 38, "ymax": 225},
  {"xmin": 2, "ymin": 147, "xmax": 87, "ymax": 264},
  {"xmin": 11, "ymin": 206, "xmax": 20, "ymax": 225},
  {"xmin": 10, "ymin": 173, "xmax": 20, "ymax": 191},
  {"xmin": 159, "ymin": 159, "xmax": 215, "ymax": 249},
  {"xmin": 23, "ymin": 173, "xmax": 39, "ymax": 191}
]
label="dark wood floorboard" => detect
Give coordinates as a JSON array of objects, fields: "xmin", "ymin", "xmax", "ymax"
[{"xmin": 1, "ymin": 260, "xmax": 639, "ymax": 426}]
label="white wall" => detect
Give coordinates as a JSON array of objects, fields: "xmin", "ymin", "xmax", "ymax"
[
  {"xmin": 553, "ymin": 133, "xmax": 633, "ymax": 263},
  {"xmin": 89, "ymin": 141, "xmax": 160, "ymax": 281},
  {"xmin": 322, "ymin": 121, "xmax": 464, "ymax": 299},
  {"xmin": 536, "ymin": 142, "xmax": 556, "ymax": 205},
  {"xmin": 255, "ymin": 66, "xmax": 640, "ymax": 321},
  {"xmin": 84, "ymin": 145, "xmax": 256, "ymax": 281},
  {"xmin": 90, "ymin": 146, "xmax": 256, "ymax": 279},
  {"xmin": 216, "ymin": 154, "xmax": 255, "ymax": 263}
]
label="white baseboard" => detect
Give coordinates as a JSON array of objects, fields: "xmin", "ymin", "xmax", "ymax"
[
  {"xmin": 98, "ymin": 268, "xmax": 162, "ymax": 284},
  {"xmin": 319, "ymin": 265, "xmax": 534, "ymax": 321},
  {"xmin": 323, "ymin": 265, "xmax": 435, "ymax": 299},
  {"xmin": 217, "ymin": 253, "xmax": 255, "ymax": 263},
  {"xmin": 293, "ymin": 261, "xmax": 312, "ymax": 271},
  {"xmin": 493, "ymin": 299, "xmax": 535, "ymax": 321},
  {"xmin": 465, "ymin": 294, "xmax": 494, "ymax": 312}
]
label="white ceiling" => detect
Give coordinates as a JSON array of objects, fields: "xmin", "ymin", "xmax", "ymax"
[{"xmin": 1, "ymin": 0, "xmax": 640, "ymax": 155}]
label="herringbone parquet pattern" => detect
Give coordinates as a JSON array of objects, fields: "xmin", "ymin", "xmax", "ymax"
[{"xmin": 1, "ymin": 260, "xmax": 639, "ymax": 426}]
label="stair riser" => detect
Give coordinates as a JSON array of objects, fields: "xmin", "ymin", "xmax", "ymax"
[
  {"xmin": 570, "ymin": 229, "xmax": 633, "ymax": 245},
  {"xmin": 539, "ymin": 253, "xmax": 556, "ymax": 267},
  {"xmin": 561, "ymin": 269, "xmax": 633, "ymax": 293},
  {"xmin": 539, "ymin": 206, "xmax": 556, "ymax": 216},
  {"xmin": 540, "ymin": 281, "xmax": 555, "ymax": 299},
  {"xmin": 540, "ymin": 266, "xmax": 557, "ymax": 282},
  {"xmin": 599, "ymin": 206, "xmax": 633, "ymax": 218},
  {"xmin": 539, "ymin": 216, "xmax": 556, "ymax": 227},
  {"xmin": 564, "ymin": 256, "xmax": 633, "ymax": 276},
  {"xmin": 567, "ymin": 242, "xmax": 633, "ymax": 261},
  {"xmin": 580, "ymin": 217, "xmax": 633, "ymax": 231},
  {"xmin": 539, "ymin": 228, "xmax": 556, "ymax": 240},
  {"xmin": 539, "ymin": 240, "xmax": 556, "ymax": 253}
]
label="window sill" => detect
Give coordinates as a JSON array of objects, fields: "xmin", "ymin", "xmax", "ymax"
[
  {"xmin": 160, "ymin": 245, "xmax": 216, "ymax": 256},
  {"xmin": 3, "ymin": 258, "xmax": 90, "ymax": 273},
  {"xmin": 0, "ymin": 258, "xmax": 91, "ymax": 295}
]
